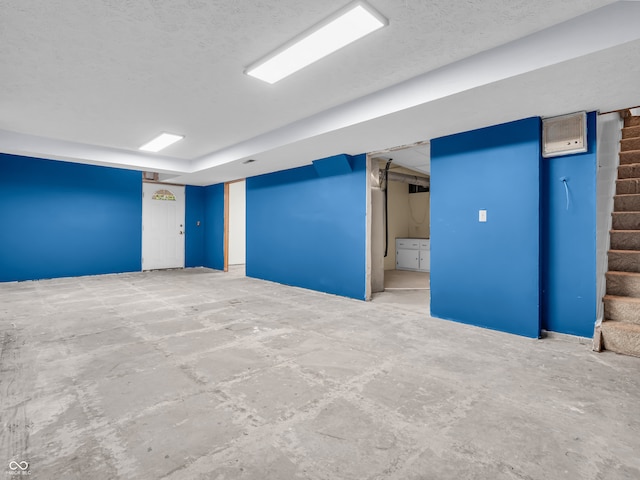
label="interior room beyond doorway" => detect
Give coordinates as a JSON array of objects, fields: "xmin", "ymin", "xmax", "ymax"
[
  {"xmin": 369, "ymin": 142, "xmax": 430, "ymax": 309},
  {"xmin": 226, "ymin": 179, "xmax": 246, "ymax": 275}
]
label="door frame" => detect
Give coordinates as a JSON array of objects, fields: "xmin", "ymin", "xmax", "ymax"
[
  {"xmin": 366, "ymin": 142, "xmax": 432, "ymax": 298},
  {"xmin": 141, "ymin": 181, "xmax": 186, "ymax": 271},
  {"xmin": 224, "ymin": 179, "xmax": 246, "ymax": 272}
]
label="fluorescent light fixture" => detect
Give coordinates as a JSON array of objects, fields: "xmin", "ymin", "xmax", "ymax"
[
  {"xmin": 246, "ymin": 1, "xmax": 387, "ymax": 84},
  {"xmin": 139, "ymin": 132, "xmax": 184, "ymax": 152}
]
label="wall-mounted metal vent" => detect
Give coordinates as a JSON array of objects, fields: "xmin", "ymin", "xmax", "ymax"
[{"xmin": 542, "ymin": 111, "xmax": 587, "ymax": 158}]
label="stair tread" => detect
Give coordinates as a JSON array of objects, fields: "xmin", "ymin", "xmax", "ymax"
[
  {"xmin": 603, "ymin": 294, "xmax": 640, "ymax": 303},
  {"xmin": 606, "ymin": 271, "xmax": 640, "ymax": 277},
  {"xmin": 601, "ymin": 320, "xmax": 640, "ymax": 332},
  {"xmin": 601, "ymin": 321, "xmax": 640, "ymax": 357},
  {"xmin": 610, "ymin": 229, "xmax": 640, "ymax": 232},
  {"xmin": 609, "ymin": 249, "xmax": 640, "ymax": 253}
]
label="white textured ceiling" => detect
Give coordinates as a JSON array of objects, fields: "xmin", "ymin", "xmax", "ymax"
[{"xmin": 1, "ymin": 0, "xmax": 638, "ymax": 185}]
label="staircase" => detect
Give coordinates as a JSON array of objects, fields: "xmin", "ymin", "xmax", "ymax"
[{"xmin": 599, "ymin": 112, "xmax": 640, "ymax": 357}]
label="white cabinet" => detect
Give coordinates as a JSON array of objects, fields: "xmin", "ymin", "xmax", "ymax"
[
  {"xmin": 419, "ymin": 240, "xmax": 430, "ymax": 271},
  {"xmin": 396, "ymin": 248, "xmax": 420, "ymax": 270},
  {"xmin": 396, "ymin": 238, "xmax": 429, "ymax": 272},
  {"xmin": 420, "ymin": 250, "xmax": 429, "ymax": 271}
]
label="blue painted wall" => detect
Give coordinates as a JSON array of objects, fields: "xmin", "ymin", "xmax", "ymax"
[
  {"xmin": 185, "ymin": 185, "xmax": 206, "ymax": 268},
  {"xmin": 430, "ymin": 118, "xmax": 542, "ymax": 338},
  {"xmin": 246, "ymin": 154, "xmax": 367, "ymax": 300},
  {"xmin": 541, "ymin": 112, "xmax": 597, "ymax": 337},
  {"xmin": 0, "ymin": 153, "xmax": 142, "ymax": 282},
  {"xmin": 204, "ymin": 184, "xmax": 225, "ymax": 270}
]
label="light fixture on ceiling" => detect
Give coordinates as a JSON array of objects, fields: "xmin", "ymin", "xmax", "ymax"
[
  {"xmin": 245, "ymin": 0, "xmax": 387, "ymax": 84},
  {"xmin": 139, "ymin": 132, "xmax": 184, "ymax": 153}
]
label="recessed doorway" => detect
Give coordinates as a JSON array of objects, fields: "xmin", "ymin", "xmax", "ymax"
[
  {"xmin": 225, "ymin": 179, "xmax": 246, "ymax": 275},
  {"xmin": 368, "ymin": 142, "xmax": 430, "ymax": 311}
]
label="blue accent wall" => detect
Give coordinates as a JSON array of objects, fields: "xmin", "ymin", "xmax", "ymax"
[
  {"xmin": 185, "ymin": 185, "xmax": 206, "ymax": 268},
  {"xmin": 0, "ymin": 153, "xmax": 142, "ymax": 282},
  {"xmin": 313, "ymin": 154, "xmax": 353, "ymax": 176},
  {"xmin": 246, "ymin": 154, "xmax": 367, "ymax": 300},
  {"xmin": 430, "ymin": 118, "xmax": 542, "ymax": 338},
  {"xmin": 541, "ymin": 112, "xmax": 597, "ymax": 337},
  {"xmin": 204, "ymin": 184, "xmax": 225, "ymax": 270}
]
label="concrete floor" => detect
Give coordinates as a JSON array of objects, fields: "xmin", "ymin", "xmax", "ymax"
[
  {"xmin": 1, "ymin": 268, "xmax": 639, "ymax": 480},
  {"xmin": 383, "ymin": 269, "xmax": 430, "ymax": 290}
]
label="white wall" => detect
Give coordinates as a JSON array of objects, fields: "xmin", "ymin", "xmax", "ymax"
[
  {"xmin": 228, "ymin": 180, "xmax": 246, "ymax": 265},
  {"xmin": 381, "ymin": 166, "xmax": 431, "ymax": 271},
  {"xmin": 384, "ymin": 180, "xmax": 410, "ymax": 270},
  {"xmin": 408, "ymin": 191, "xmax": 430, "ymax": 239},
  {"xmin": 595, "ymin": 113, "xmax": 622, "ymax": 325},
  {"xmin": 371, "ymin": 187, "xmax": 385, "ymax": 293}
]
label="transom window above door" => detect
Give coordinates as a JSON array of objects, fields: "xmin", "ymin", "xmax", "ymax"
[{"xmin": 152, "ymin": 189, "xmax": 176, "ymax": 201}]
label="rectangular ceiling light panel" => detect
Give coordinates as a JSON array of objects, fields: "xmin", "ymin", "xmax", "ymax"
[
  {"xmin": 139, "ymin": 132, "xmax": 184, "ymax": 153},
  {"xmin": 246, "ymin": 1, "xmax": 387, "ymax": 84}
]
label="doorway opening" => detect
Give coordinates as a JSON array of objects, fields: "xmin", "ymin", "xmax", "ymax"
[
  {"xmin": 367, "ymin": 142, "xmax": 430, "ymax": 311},
  {"xmin": 224, "ymin": 179, "xmax": 246, "ymax": 276}
]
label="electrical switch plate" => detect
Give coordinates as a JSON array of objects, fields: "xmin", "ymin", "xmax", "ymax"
[{"xmin": 479, "ymin": 210, "xmax": 487, "ymax": 222}]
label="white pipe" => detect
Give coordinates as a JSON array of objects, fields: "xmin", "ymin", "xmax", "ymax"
[{"xmin": 385, "ymin": 171, "xmax": 430, "ymax": 188}]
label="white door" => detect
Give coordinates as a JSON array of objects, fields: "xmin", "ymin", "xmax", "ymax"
[
  {"xmin": 142, "ymin": 183, "xmax": 185, "ymax": 270},
  {"xmin": 228, "ymin": 180, "xmax": 246, "ymax": 265}
]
